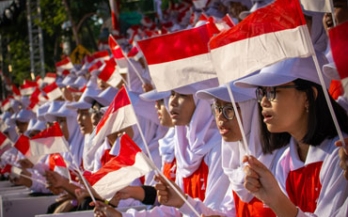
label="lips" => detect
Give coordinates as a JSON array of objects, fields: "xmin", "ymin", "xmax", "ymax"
[
  {"xmin": 170, "ymin": 110, "xmax": 179, "ymax": 119},
  {"xmin": 218, "ymin": 125, "xmax": 230, "ymax": 136},
  {"xmin": 262, "ymin": 111, "xmax": 273, "ymax": 123}
]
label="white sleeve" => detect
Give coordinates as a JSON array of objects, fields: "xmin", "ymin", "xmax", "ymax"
[
  {"xmin": 179, "ymin": 145, "xmax": 235, "ymax": 216},
  {"xmin": 121, "ymin": 205, "xmax": 181, "ymax": 217},
  {"xmin": 312, "ymin": 147, "xmax": 348, "ymax": 217},
  {"xmin": 282, "ymin": 146, "xmax": 348, "ymax": 217}
]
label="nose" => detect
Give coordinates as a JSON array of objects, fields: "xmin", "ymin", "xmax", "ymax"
[
  {"xmin": 260, "ymin": 95, "xmax": 271, "ymax": 108},
  {"xmin": 169, "ymin": 94, "xmax": 178, "ymax": 107}
]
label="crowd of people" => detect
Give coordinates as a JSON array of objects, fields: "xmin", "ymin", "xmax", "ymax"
[{"xmin": 1, "ymin": 0, "xmax": 348, "ymax": 216}]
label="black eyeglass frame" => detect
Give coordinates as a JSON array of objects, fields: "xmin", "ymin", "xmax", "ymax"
[
  {"xmin": 255, "ymin": 85, "xmax": 298, "ymax": 102},
  {"xmin": 211, "ymin": 104, "xmax": 239, "ymax": 120}
]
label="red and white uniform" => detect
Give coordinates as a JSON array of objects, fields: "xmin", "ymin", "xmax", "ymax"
[{"xmin": 276, "ymin": 136, "xmax": 348, "ymax": 217}]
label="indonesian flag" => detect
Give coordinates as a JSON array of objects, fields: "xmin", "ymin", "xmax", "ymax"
[
  {"xmin": 92, "ymin": 86, "xmax": 137, "ymax": 146},
  {"xmin": 0, "ymin": 132, "xmax": 13, "ymax": 157},
  {"xmin": 12, "ymin": 85, "xmax": 21, "ymax": 100},
  {"xmin": 42, "ymin": 82, "xmax": 62, "ymax": 101},
  {"xmin": 209, "ymin": 0, "xmax": 313, "ymax": 84},
  {"xmin": 1, "ymin": 97, "xmax": 12, "ymax": 112},
  {"xmin": 28, "ymin": 88, "xmax": 45, "ymax": 111},
  {"xmin": 98, "ymin": 59, "xmax": 123, "ymax": 87},
  {"xmin": 127, "ymin": 45, "xmax": 142, "ymax": 60},
  {"xmin": 56, "ymin": 57, "xmax": 74, "ymax": 76},
  {"xmin": 109, "ymin": 0, "xmax": 119, "ymax": 31},
  {"xmin": 137, "ymin": 22, "xmax": 220, "ymax": 91},
  {"xmin": 86, "ymin": 134, "xmax": 154, "ymax": 199},
  {"xmin": 329, "ymin": 21, "xmax": 348, "ymax": 98},
  {"xmin": 20, "ymin": 80, "xmax": 38, "ymax": 96},
  {"xmin": 43, "ymin": 73, "xmax": 57, "ymax": 84},
  {"xmin": 88, "ymin": 60, "xmax": 105, "ymax": 76},
  {"xmin": 109, "ymin": 35, "xmax": 128, "ymax": 68},
  {"xmin": 300, "ymin": 0, "xmax": 331, "ymax": 13},
  {"xmin": 36, "ymin": 75, "xmax": 43, "ymax": 87},
  {"xmin": 48, "ymin": 153, "xmax": 70, "ymax": 179},
  {"xmin": 109, "ymin": 35, "xmax": 124, "ymax": 59},
  {"xmin": 92, "ymin": 50, "xmax": 110, "ymax": 62},
  {"xmin": 14, "ymin": 122, "xmax": 69, "ymax": 163}
]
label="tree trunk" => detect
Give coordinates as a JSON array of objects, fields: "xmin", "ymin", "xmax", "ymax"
[{"xmin": 62, "ymin": 0, "xmax": 80, "ymax": 45}]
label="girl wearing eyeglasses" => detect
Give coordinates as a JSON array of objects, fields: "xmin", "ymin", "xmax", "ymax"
[
  {"xmin": 235, "ymin": 53, "xmax": 348, "ymax": 217},
  {"xmin": 155, "ymin": 81, "xmax": 288, "ymax": 217}
]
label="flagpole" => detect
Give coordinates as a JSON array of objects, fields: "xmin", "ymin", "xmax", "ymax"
[
  {"xmin": 66, "ymin": 151, "xmax": 97, "ymax": 204},
  {"xmin": 118, "ymin": 41, "xmax": 146, "ymax": 85},
  {"xmin": 225, "ymin": 84, "xmax": 251, "ymax": 155},
  {"xmin": 126, "ymin": 87, "xmax": 200, "ymax": 217},
  {"xmin": 303, "ymin": 26, "xmax": 345, "ymax": 146}
]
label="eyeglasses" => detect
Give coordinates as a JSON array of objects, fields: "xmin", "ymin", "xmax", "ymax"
[
  {"xmin": 211, "ymin": 104, "xmax": 239, "ymax": 120},
  {"xmin": 256, "ymin": 85, "xmax": 298, "ymax": 102}
]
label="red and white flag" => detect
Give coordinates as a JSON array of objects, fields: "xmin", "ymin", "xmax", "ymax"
[
  {"xmin": 109, "ymin": 0, "xmax": 119, "ymax": 31},
  {"xmin": 109, "ymin": 35, "xmax": 128, "ymax": 69},
  {"xmin": 92, "ymin": 50, "xmax": 110, "ymax": 62},
  {"xmin": 0, "ymin": 132, "xmax": 13, "ymax": 157},
  {"xmin": 329, "ymin": 21, "xmax": 348, "ymax": 97},
  {"xmin": 14, "ymin": 122, "xmax": 69, "ymax": 163},
  {"xmin": 88, "ymin": 60, "xmax": 105, "ymax": 76},
  {"xmin": 86, "ymin": 134, "xmax": 154, "ymax": 199},
  {"xmin": 98, "ymin": 59, "xmax": 123, "ymax": 87},
  {"xmin": 56, "ymin": 57, "xmax": 74, "ymax": 76},
  {"xmin": 92, "ymin": 86, "xmax": 137, "ymax": 146},
  {"xmin": 12, "ymin": 84, "xmax": 21, "ymax": 100},
  {"xmin": 137, "ymin": 22, "xmax": 220, "ymax": 91},
  {"xmin": 300, "ymin": 0, "xmax": 331, "ymax": 13},
  {"xmin": 42, "ymin": 82, "xmax": 63, "ymax": 101},
  {"xmin": 20, "ymin": 80, "xmax": 38, "ymax": 96},
  {"xmin": 1, "ymin": 97, "xmax": 12, "ymax": 112},
  {"xmin": 43, "ymin": 72, "xmax": 57, "ymax": 84},
  {"xmin": 48, "ymin": 153, "xmax": 70, "ymax": 179},
  {"xmin": 209, "ymin": 0, "xmax": 313, "ymax": 84}
]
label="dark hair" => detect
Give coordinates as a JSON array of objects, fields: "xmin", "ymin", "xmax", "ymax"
[{"xmin": 259, "ymin": 79, "xmax": 348, "ymax": 154}]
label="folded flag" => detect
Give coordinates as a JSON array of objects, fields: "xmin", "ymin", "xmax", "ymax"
[
  {"xmin": 0, "ymin": 131, "xmax": 13, "ymax": 157},
  {"xmin": 209, "ymin": 0, "xmax": 313, "ymax": 84},
  {"xmin": 98, "ymin": 59, "xmax": 123, "ymax": 87},
  {"xmin": 48, "ymin": 153, "xmax": 70, "ymax": 179},
  {"xmin": 92, "ymin": 86, "xmax": 137, "ymax": 146},
  {"xmin": 55, "ymin": 57, "xmax": 74, "ymax": 76},
  {"xmin": 109, "ymin": 35, "xmax": 128, "ymax": 69},
  {"xmin": 20, "ymin": 80, "xmax": 38, "ymax": 96},
  {"xmin": 86, "ymin": 134, "xmax": 154, "ymax": 199},
  {"xmin": 329, "ymin": 21, "xmax": 348, "ymax": 97},
  {"xmin": 14, "ymin": 122, "xmax": 69, "ymax": 163},
  {"xmin": 137, "ymin": 22, "xmax": 220, "ymax": 91},
  {"xmin": 42, "ymin": 82, "xmax": 63, "ymax": 101}
]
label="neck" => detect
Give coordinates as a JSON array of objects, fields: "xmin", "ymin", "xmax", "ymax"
[{"xmin": 291, "ymin": 129, "xmax": 309, "ymax": 162}]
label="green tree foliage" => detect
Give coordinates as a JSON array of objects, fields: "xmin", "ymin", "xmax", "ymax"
[{"xmin": 1, "ymin": 0, "xmax": 106, "ymax": 85}]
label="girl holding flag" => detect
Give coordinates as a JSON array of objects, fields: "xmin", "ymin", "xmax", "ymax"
[{"xmin": 236, "ymin": 54, "xmax": 348, "ymax": 217}]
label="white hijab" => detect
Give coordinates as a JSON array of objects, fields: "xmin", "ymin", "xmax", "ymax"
[
  {"xmin": 175, "ymin": 97, "xmax": 221, "ymax": 178},
  {"xmin": 222, "ymin": 99, "xmax": 279, "ymax": 202}
]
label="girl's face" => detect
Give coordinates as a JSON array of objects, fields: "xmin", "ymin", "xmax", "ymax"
[
  {"xmin": 56, "ymin": 117, "xmax": 69, "ymax": 140},
  {"xmin": 155, "ymin": 99, "xmax": 173, "ymax": 127},
  {"xmin": 169, "ymin": 91, "xmax": 196, "ymax": 126},
  {"xmin": 77, "ymin": 109, "xmax": 93, "ymax": 134},
  {"xmin": 258, "ymin": 82, "xmax": 308, "ymax": 138},
  {"xmin": 213, "ymin": 99, "xmax": 242, "ymax": 142},
  {"xmin": 97, "ymin": 78, "xmax": 110, "ymax": 90},
  {"xmin": 15, "ymin": 120, "xmax": 29, "ymax": 135},
  {"xmin": 90, "ymin": 104, "xmax": 102, "ymax": 127}
]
